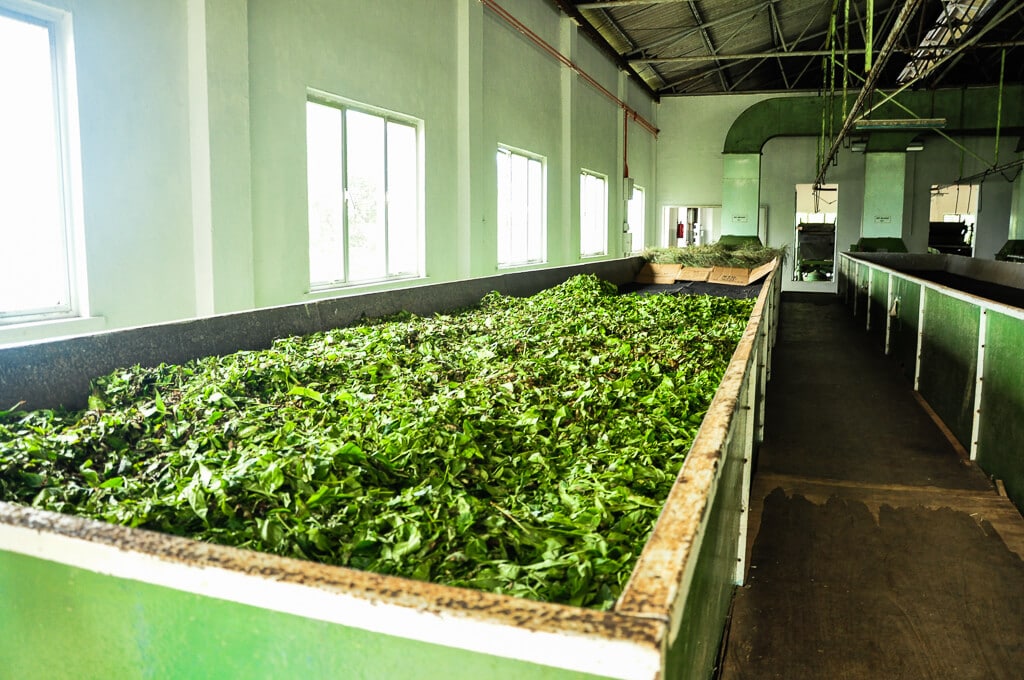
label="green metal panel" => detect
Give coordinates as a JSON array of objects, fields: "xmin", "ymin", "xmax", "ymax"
[
  {"xmin": 0, "ymin": 551, "xmax": 611, "ymax": 680},
  {"xmin": 977, "ymin": 312, "xmax": 1024, "ymax": 511},
  {"xmin": 918, "ymin": 290, "xmax": 979, "ymax": 450},
  {"xmin": 861, "ymin": 154, "xmax": 905, "ymax": 239},
  {"xmin": 722, "ymin": 154, "xmax": 760, "ymax": 238},
  {"xmin": 664, "ymin": 395, "xmax": 749, "ymax": 679},
  {"xmin": 868, "ymin": 269, "xmax": 889, "ymax": 350},
  {"xmin": 889, "ymin": 276, "xmax": 921, "ymax": 382}
]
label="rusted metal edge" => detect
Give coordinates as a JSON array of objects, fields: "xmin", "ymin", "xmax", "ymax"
[
  {"xmin": 614, "ymin": 262, "xmax": 780, "ymax": 644},
  {"xmin": 0, "ymin": 501, "xmax": 664, "ymax": 679}
]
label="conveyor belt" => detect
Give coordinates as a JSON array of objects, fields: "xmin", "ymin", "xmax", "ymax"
[{"xmin": 719, "ymin": 293, "xmax": 1024, "ymax": 680}]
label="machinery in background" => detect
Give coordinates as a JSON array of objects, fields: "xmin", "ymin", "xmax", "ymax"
[
  {"xmin": 794, "ymin": 222, "xmax": 836, "ymax": 281},
  {"xmin": 928, "ymin": 221, "xmax": 974, "ymax": 256}
]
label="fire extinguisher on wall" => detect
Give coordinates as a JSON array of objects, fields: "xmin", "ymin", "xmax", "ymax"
[{"xmin": 677, "ymin": 221, "xmax": 686, "ymax": 240}]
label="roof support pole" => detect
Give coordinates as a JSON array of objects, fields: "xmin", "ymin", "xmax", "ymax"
[{"xmin": 814, "ymin": 0, "xmax": 922, "ymax": 186}]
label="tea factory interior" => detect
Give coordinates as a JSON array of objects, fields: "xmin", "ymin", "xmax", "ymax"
[{"xmin": 2, "ymin": 0, "xmax": 1024, "ymax": 678}]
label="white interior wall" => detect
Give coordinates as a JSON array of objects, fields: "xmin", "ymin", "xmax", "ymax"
[
  {"xmin": 3, "ymin": 0, "xmax": 654, "ymax": 345},
  {"xmin": 0, "ymin": 0, "xmax": 196, "ymax": 345}
]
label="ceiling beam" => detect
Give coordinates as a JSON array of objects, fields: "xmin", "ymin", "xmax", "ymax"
[
  {"xmin": 624, "ymin": 2, "xmax": 771, "ymax": 58},
  {"xmin": 634, "ymin": 49, "xmax": 869, "ymax": 63},
  {"xmin": 688, "ymin": 1, "xmax": 730, "ymax": 90},
  {"xmin": 575, "ymin": 0, "xmax": 693, "ymax": 9}
]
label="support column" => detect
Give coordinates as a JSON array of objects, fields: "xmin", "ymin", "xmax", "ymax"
[
  {"xmin": 457, "ymin": 0, "xmax": 485, "ymax": 279},
  {"xmin": 187, "ymin": 0, "xmax": 254, "ymax": 316},
  {"xmin": 722, "ymin": 153, "xmax": 761, "ymax": 239},
  {"xmin": 559, "ymin": 16, "xmax": 577, "ymax": 264},
  {"xmin": 861, "ymin": 152, "xmax": 906, "ymax": 239}
]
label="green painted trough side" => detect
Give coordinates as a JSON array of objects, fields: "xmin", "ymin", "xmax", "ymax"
[
  {"xmin": 0, "ymin": 551, "xmax": 608, "ymax": 680},
  {"xmin": 978, "ymin": 312, "xmax": 1024, "ymax": 511},
  {"xmin": 0, "ymin": 259, "xmax": 782, "ymax": 679},
  {"xmin": 918, "ymin": 290, "xmax": 979, "ymax": 451},
  {"xmin": 838, "ymin": 253, "xmax": 1024, "ymax": 516}
]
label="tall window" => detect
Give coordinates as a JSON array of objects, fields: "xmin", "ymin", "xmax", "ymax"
[
  {"xmin": 580, "ymin": 171, "xmax": 607, "ymax": 257},
  {"xmin": 627, "ymin": 186, "xmax": 645, "ymax": 253},
  {"xmin": 0, "ymin": 7, "xmax": 78, "ymax": 323},
  {"xmin": 306, "ymin": 96, "xmax": 421, "ymax": 289},
  {"xmin": 496, "ymin": 146, "xmax": 545, "ymax": 267}
]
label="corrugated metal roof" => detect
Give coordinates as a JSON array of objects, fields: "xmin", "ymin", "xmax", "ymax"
[{"xmin": 565, "ymin": 0, "xmax": 1024, "ymax": 96}]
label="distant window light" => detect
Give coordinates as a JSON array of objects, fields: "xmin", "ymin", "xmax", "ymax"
[
  {"xmin": 0, "ymin": 7, "xmax": 80, "ymax": 324},
  {"xmin": 627, "ymin": 186, "xmax": 645, "ymax": 253},
  {"xmin": 306, "ymin": 96, "xmax": 422, "ymax": 289},
  {"xmin": 580, "ymin": 171, "xmax": 608, "ymax": 257},
  {"xmin": 496, "ymin": 146, "xmax": 546, "ymax": 267}
]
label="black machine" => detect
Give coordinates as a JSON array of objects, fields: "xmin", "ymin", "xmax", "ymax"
[
  {"xmin": 928, "ymin": 221, "xmax": 973, "ymax": 256},
  {"xmin": 795, "ymin": 222, "xmax": 836, "ymax": 281}
]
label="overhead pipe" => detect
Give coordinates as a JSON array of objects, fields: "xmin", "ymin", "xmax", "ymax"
[
  {"xmin": 814, "ymin": 0, "xmax": 923, "ymax": 186},
  {"xmin": 479, "ymin": 0, "xmax": 659, "ymax": 137}
]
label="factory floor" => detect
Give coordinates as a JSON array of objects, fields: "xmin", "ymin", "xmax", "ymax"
[{"xmin": 718, "ymin": 293, "xmax": 1024, "ymax": 680}]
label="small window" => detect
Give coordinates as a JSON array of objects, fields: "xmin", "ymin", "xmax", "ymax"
[
  {"xmin": 0, "ymin": 7, "xmax": 79, "ymax": 324},
  {"xmin": 627, "ymin": 186, "xmax": 645, "ymax": 253},
  {"xmin": 580, "ymin": 171, "xmax": 607, "ymax": 257},
  {"xmin": 496, "ymin": 146, "xmax": 546, "ymax": 267},
  {"xmin": 306, "ymin": 96, "xmax": 421, "ymax": 289}
]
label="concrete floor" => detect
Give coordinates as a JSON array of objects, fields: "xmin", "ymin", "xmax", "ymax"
[{"xmin": 719, "ymin": 293, "xmax": 1024, "ymax": 680}]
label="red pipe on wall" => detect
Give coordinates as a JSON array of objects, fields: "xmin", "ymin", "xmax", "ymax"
[{"xmin": 479, "ymin": 0, "xmax": 659, "ymax": 138}]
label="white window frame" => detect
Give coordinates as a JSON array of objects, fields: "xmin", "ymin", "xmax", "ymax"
[
  {"xmin": 306, "ymin": 91, "xmax": 424, "ymax": 290},
  {"xmin": 0, "ymin": 2, "xmax": 85, "ymax": 326},
  {"xmin": 627, "ymin": 185, "xmax": 646, "ymax": 253},
  {"xmin": 580, "ymin": 170, "xmax": 608, "ymax": 258},
  {"xmin": 496, "ymin": 145, "xmax": 547, "ymax": 268}
]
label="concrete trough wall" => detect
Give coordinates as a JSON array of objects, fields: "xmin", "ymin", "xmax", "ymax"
[
  {"xmin": 838, "ymin": 253, "xmax": 1024, "ymax": 515},
  {"xmin": 0, "ymin": 259, "xmax": 781, "ymax": 679}
]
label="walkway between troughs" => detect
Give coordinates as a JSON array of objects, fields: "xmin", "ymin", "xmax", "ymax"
[{"xmin": 718, "ymin": 293, "xmax": 1024, "ymax": 680}]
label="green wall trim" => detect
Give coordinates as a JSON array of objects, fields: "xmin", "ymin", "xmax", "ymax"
[{"xmin": 723, "ymin": 85, "xmax": 1024, "ymax": 154}]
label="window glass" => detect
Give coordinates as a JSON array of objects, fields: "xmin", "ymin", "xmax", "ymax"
[
  {"xmin": 0, "ymin": 11, "xmax": 74, "ymax": 321},
  {"xmin": 580, "ymin": 172, "xmax": 608, "ymax": 257},
  {"xmin": 627, "ymin": 186, "xmax": 645, "ymax": 253},
  {"xmin": 306, "ymin": 97, "xmax": 421, "ymax": 288},
  {"xmin": 497, "ymin": 147, "xmax": 545, "ymax": 267}
]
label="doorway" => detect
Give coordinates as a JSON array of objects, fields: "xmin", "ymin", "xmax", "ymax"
[
  {"xmin": 794, "ymin": 184, "xmax": 838, "ymax": 282},
  {"xmin": 929, "ymin": 184, "xmax": 978, "ymax": 256}
]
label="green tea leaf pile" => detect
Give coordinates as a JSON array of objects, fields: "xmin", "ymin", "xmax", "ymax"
[{"xmin": 0, "ymin": 275, "xmax": 753, "ymax": 609}]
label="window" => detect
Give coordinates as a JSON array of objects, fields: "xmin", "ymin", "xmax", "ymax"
[
  {"xmin": 496, "ymin": 146, "xmax": 545, "ymax": 267},
  {"xmin": 580, "ymin": 171, "xmax": 607, "ymax": 257},
  {"xmin": 306, "ymin": 96, "xmax": 421, "ymax": 289},
  {"xmin": 0, "ymin": 7, "xmax": 79, "ymax": 324},
  {"xmin": 627, "ymin": 186, "xmax": 645, "ymax": 253}
]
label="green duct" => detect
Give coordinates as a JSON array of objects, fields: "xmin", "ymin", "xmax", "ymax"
[{"xmin": 723, "ymin": 85, "xmax": 1024, "ymax": 154}]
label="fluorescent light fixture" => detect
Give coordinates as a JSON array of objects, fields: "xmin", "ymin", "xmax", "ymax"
[
  {"xmin": 851, "ymin": 141, "xmax": 867, "ymax": 152},
  {"xmin": 906, "ymin": 142, "xmax": 924, "ymax": 152},
  {"xmin": 854, "ymin": 117, "xmax": 946, "ymax": 130}
]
